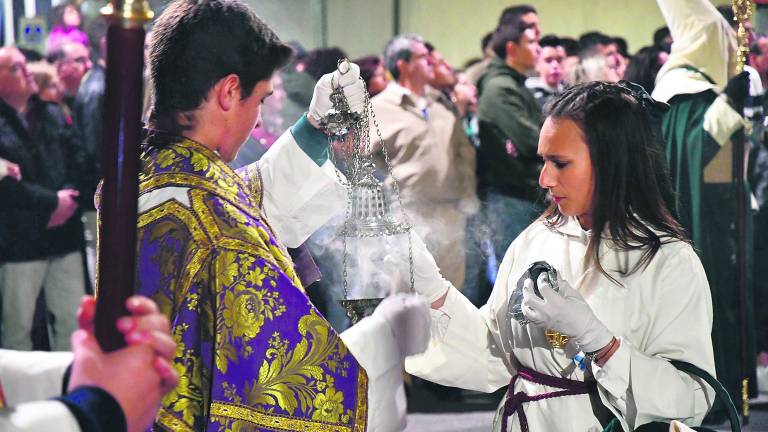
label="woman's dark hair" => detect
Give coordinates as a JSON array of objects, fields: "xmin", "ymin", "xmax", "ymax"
[
  {"xmin": 624, "ymin": 45, "xmax": 664, "ymax": 94},
  {"xmin": 354, "ymin": 55, "xmax": 382, "ymax": 88},
  {"xmin": 148, "ymin": 0, "xmax": 293, "ymax": 135},
  {"xmin": 542, "ymin": 81, "xmax": 687, "ymax": 281},
  {"xmin": 304, "ymin": 47, "xmax": 348, "ymax": 81}
]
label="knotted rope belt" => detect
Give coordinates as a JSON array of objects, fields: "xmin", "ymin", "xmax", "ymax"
[{"xmin": 501, "ymin": 363, "xmax": 598, "ymax": 432}]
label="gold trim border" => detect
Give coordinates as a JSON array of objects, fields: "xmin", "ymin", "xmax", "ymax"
[{"xmin": 210, "ymin": 402, "xmax": 352, "ymax": 432}]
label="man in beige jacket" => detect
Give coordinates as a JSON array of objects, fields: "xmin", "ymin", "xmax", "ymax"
[{"xmin": 370, "ymin": 33, "xmax": 478, "ymax": 290}]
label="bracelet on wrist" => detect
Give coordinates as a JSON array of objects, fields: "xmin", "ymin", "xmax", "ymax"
[
  {"xmin": 595, "ymin": 338, "xmax": 620, "ymax": 367},
  {"xmin": 585, "ymin": 337, "xmax": 617, "ymax": 362}
]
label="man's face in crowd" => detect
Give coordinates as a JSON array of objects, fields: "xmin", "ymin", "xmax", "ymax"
[
  {"xmin": 404, "ymin": 41, "xmax": 434, "ymax": 86},
  {"xmin": 58, "ymin": 43, "xmax": 92, "ymax": 94},
  {"xmin": 0, "ymin": 47, "xmax": 37, "ymax": 105},
  {"xmin": 39, "ymin": 75, "xmax": 64, "ymax": 104},
  {"xmin": 536, "ymin": 45, "xmax": 565, "ymax": 87},
  {"xmin": 429, "ymin": 49, "xmax": 456, "ymax": 90},
  {"xmin": 750, "ymin": 36, "xmax": 768, "ymax": 76},
  {"xmin": 515, "ymin": 28, "xmax": 541, "ymax": 72},
  {"xmin": 598, "ymin": 43, "xmax": 625, "ymax": 80}
]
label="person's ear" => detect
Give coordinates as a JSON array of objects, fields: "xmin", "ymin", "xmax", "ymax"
[
  {"xmin": 396, "ymin": 58, "xmax": 408, "ymax": 79},
  {"xmin": 506, "ymin": 40, "xmax": 518, "ymax": 60},
  {"xmin": 216, "ymin": 74, "xmax": 241, "ymax": 112}
]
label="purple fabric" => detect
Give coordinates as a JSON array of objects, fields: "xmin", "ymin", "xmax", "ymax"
[
  {"xmin": 47, "ymin": 26, "xmax": 89, "ymax": 52},
  {"xmin": 500, "ymin": 363, "xmax": 597, "ymax": 432},
  {"xmin": 127, "ymin": 136, "xmax": 367, "ymax": 431},
  {"xmin": 288, "ymin": 244, "xmax": 322, "ymax": 287}
]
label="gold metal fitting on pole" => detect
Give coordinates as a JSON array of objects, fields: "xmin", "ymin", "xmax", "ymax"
[
  {"xmin": 100, "ymin": 0, "xmax": 154, "ymax": 25},
  {"xmin": 732, "ymin": 0, "xmax": 753, "ymax": 73}
]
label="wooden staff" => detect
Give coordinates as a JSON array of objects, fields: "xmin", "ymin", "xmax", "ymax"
[
  {"xmin": 93, "ymin": 0, "xmax": 153, "ymax": 352},
  {"xmin": 732, "ymin": 0, "xmax": 752, "ymax": 424}
]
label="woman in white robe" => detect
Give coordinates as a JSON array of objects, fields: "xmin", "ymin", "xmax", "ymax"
[{"xmin": 405, "ymin": 81, "xmax": 716, "ymax": 431}]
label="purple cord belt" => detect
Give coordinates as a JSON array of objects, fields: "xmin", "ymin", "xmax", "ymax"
[{"xmin": 500, "ymin": 363, "xmax": 597, "ymax": 432}]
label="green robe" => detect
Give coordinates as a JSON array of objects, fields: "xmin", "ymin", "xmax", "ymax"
[{"xmin": 661, "ymin": 89, "xmax": 757, "ymax": 410}]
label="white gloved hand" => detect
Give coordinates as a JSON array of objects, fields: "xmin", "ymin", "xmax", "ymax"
[
  {"xmin": 408, "ymin": 231, "xmax": 452, "ymax": 303},
  {"xmin": 308, "ymin": 61, "xmax": 366, "ymax": 124},
  {"xmin": 521, "ymin": 276, "xmax": 613, "ymax": 353},
  {"xmin": 373, "ymin": 293, "xmax": 430, "ymax": 357}
]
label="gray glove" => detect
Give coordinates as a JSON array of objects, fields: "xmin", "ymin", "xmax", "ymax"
[
  {"xmin": 373, "ymin": 294, "xmax": 430, "ymax": 357},
  {"xmin": 521, "ymin": 276, "xmax": 613, "ymax": 353}
]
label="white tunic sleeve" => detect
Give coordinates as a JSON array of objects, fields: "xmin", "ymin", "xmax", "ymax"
[
  {"xmin": 0, "ymin": 401, "xmax": 80, "ymax": 432},
  {"xmin": 404, "ymin": 286, "xmax": 514, "ymax": 393},
  {"xmin": 590, "ymin": 245, "xmax": 716, "ymax": 430},
  {"xmin": 341, "ymin": 314, "xmax": 406, "ymax": 432},
  {"xmin": 0, "ymin": 350, "xmax": 72, "ymax": 405},
  {"xmin": 253, "ymin": 131, "xmax": 347, "ymax": 248}
]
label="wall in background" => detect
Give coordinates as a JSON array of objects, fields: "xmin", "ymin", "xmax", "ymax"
[{"xmin": 0, "ymin": 0, "xmax": 750, "ymax": 66}]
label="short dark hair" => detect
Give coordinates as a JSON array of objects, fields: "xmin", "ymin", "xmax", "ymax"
[
  {"xmin": 559, "ymin": 37, "xmax": 580, "ymax": 57},
  {"xmin": 481, "ymin": 32, "xmax": 494, "ymax": 52},
  {"xmin": 578, "ymin": 31, "xmax": 612, "ymax": 56},
  {"xmin": 612, "ymin": 37, "xmax": 629, "ymax": 58},
  {"xmin": 148, "ymin": 0, "xmax": 292, "ymax": 134},
  {"xmin": 653, "ymin": 27, "xmax": 670, "ymax": 47},
  {"xmin": 543, "ymin": 82, "xmax": 686, "ymax": 280},
  {"xmin": 498, "ymin": 5, "xmax": 537, "ymax": 26},
  {"xmin": 304, "ymin": 47, "xmax": 348, "ymax": 81},
  {"xmin": 539, "ymin": 34, "xmax": 562, "ymax": 49},
  {"xmin": 492, "ymin": 22, "xmax": 532, "ymax": 59}
]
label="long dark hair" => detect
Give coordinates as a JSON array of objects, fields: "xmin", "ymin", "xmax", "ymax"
[
  {"xmin": 623, "ymin": 45, "xmax": 664, "ymax": 94},
  {"xmin": 542, "ymin": 81, "xmax": 687, "ymax": 281}
]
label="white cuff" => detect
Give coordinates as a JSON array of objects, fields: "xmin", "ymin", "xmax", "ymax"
[
  {"xmin": 0, "ymin": 401, "xmax": 80, "ymax": 431},
  {"xmin": 703, "ymin": 94, "xmax": 746, "ymax": 147}
]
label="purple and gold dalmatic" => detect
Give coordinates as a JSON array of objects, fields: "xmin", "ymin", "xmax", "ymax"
[{"xmin": 123, "ymin": 135, "xmax": 367, "ymax": 431}]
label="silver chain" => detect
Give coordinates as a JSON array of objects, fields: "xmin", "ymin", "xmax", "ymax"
[{"xmin": 326, "ymin": 61, "xmax": 416, "ymax": 298}]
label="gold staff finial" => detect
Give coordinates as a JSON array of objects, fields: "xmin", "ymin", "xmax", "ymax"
[
  {"xmin": 100, "ymin": 0, "xmax": 154, "ymax": 27},
  {"xmin": 732, "ymin": 0, "xmax": 753, "ymax": 73}
]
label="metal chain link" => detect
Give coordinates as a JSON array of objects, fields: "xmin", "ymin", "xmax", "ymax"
[{"xmin": 325, "ymin": 61, "xmax": 416, "ymax": 296}]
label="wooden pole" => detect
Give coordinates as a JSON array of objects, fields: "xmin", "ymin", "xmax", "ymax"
[
  {"xmin": 93, "ymin": 0, "xmax": 153, "ymax": 352},
  {"xmin": 732, "ymin": 0, "xmax": 753, "ymax": 425}
]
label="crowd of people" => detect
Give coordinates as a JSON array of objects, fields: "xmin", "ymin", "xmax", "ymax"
[{"xmin": 0, "ymin": 0, "xmax": 767, "ymax": 431}]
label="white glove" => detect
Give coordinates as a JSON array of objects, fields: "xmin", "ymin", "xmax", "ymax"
[
  {"xmin": 521, "ymin": 276, "xmax": 613, "ymax": 353},
  {"xmin": 308, "ymin": 61, "xmax": 366, "ymax": 123},
  {"xmin": 408, "ymin": 231, "xmax": 452, "ymax": 303},
  {"xmin": 372, "ymin": 294, "xmax": 430, "ymax": 357}
]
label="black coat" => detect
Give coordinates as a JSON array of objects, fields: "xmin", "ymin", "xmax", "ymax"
[
  {"xmin": 0, "ymin": 97, "xmax": 86, "ymax": 261},
  {"xmin": 73, "ymin": 64, "xmax": 105, "ymax": 209}
]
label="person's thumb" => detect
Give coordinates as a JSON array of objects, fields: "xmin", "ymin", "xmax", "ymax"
[{"xmin": 71, "ymin": 328, "xmax": 103, "ymax": 358}]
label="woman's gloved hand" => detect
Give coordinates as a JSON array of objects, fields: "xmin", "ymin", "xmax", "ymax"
[
  {"xmin": 372, "ymin": 294, "xmax": 430, "ymax": 357},
  {"xmin": 405, "ymin": 231, "xmax": 452, "ymax": 303},
  {"xmin": 308, "ymin": 61, "xmax": 366, "ymax": 124},
  {"xmin": 521, "ymin": 276, "xmax": 613, "ymax": 353}
]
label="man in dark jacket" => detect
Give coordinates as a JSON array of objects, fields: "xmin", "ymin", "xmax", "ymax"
[
  {"xmin": 0, "ymin": 46, "xmax": 86, "ymax": 351},
  {"xmin": 477, "ymin": 21, "xmax": 543, "ymax": 263}
]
